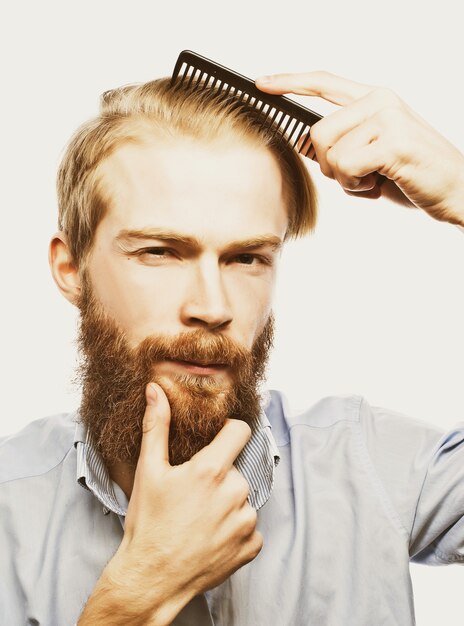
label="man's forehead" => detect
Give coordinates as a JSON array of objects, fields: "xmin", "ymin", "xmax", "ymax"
[
  {"xmin": 99, "ymin": 135, "xmax": 283, "ymax": 196},
  {"xmin": 97, "ymin": 136, "xmax": 288, "ymax": 242}
]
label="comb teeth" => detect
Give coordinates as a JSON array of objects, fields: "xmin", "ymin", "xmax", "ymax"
[{"xmin": 171, "ymin": 51, "xmax": 323, "ymax": 158}]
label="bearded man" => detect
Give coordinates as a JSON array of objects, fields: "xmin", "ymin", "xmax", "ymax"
[{"xmin": 1, "ymin": 68, "xmax": 464, "ymax": 626}]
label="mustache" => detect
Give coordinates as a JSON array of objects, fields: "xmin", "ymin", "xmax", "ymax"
[
  {"xmin": 135, "ymin": 329, "xmax": 252, "ymax": 369},
  {"xmin": 78, "ymin": 277, "xmax": 271, "ymax": 375}
]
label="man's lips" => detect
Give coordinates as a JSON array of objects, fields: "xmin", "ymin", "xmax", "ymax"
[{"xmin": 167, "ymin": 359, "xmax": 229, "ymax": 376}]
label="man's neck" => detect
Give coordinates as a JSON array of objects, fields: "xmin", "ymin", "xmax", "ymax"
[{"xmin": 108, "ymin": 462, "xmax": 136, "ymax": 500}]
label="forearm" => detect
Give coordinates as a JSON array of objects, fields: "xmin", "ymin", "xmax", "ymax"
[
  {"xmin": 77, "ymin": 582, "xmax": 154, "ymax": 626},
  {"xmin": 77, "ymin": 556, "xmax": 193, "ymax": 626},
  {"xmin": 446, "ymin": 166, "xmax": 464, "ymax": 227}
]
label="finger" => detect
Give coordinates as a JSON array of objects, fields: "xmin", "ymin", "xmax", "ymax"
[
  {"xmin": 309, "ymin": 88, "xmax": 401, "ymax": 176},
  {"xmin": 303, "ymin": 130, "xmax": 378, "ymax": 191},
  {"xmin": 325, "ymin": 118, "xmax": 385, "ymax": 191},
  {"xmin": 342, "ymin": 173, "xmax": 380, "ymax": 193},
  {"xmin": 193, "ymin": 418, "xmax": 252, "ymax": 470},
  {"xmin": 255, "ymin": 71, "xmax": 373, "ymax": 106},
  {"xmin": 335, "ymin": 139, "xmax": 407, "ymax": 202},
  {"xmin": 138, "ymin": 382, "xmax": 172, "ymax": 468},
  {"xmin": 344, "ymin": 185, "xmax": 383, "ymax": 200},
  {"xmin": 223, "ymin": 465, "xmax": 251, "ymax": 507}
]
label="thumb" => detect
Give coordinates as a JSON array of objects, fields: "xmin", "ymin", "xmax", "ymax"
[{"xmin": 139, "ymin": 382, "xmax": 172, "ymax": 467}]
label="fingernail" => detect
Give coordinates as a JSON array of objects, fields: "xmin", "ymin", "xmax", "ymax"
[
  {"xmin": 256, "ymin": 75, "xmax": 272, "ymax": 85},
  {"xmin": 349, "ymin": 178, "xmax": 362, "ymax": 189},
  {"xmin": 146, "ymin": 383, "xmax": 157, "ymax": 406}
]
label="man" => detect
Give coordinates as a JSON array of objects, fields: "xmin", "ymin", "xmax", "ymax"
[{"xmin": 0, "ymin": 68, "xmax": 463, "ymax": 625}]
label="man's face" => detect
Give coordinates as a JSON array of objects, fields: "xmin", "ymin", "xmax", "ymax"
[
  {"xmin": 88, "ymin": 135, "xmax": 287, "ymax": 374},
  {"xmin": 78, "ymin": 134, "xmax": 288, "ymax": 465}
]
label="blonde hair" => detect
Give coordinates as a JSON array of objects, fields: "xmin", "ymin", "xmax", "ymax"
[{"xmin": 57, "ymin": 78, "xmax": 317, "ymax": 266}]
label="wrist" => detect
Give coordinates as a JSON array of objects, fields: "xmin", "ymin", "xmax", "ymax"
[
  {"xmin": 78, "ymin": 567, "xmax": 152, "ymax": 626},
  {"xmin": 78, "ymin": 552, "xmax": 194, "ymax": 626}
]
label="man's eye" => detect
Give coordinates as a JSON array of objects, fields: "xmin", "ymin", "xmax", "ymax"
[
  {"xmin": 141, "ymin": 247, "xmax": 173, "ymax": 257},
  {"xmin": 129, "ymin": 247, "xmax": 178, "ymax": 263},
  {"xmin": 235, "ymin": 254, "xmax": 257, "ymax": 265}
]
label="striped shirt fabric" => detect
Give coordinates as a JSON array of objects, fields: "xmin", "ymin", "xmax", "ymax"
[{"xmin": 74, "ymin": 403, "xmax": 281, "ymax": 518}]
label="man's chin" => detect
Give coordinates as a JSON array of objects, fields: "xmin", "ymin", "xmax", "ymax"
[{"xmin": 161, "ymin": 376, "xmax": 233, "ymax": 465}]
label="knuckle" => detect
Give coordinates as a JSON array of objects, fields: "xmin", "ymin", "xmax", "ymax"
[
  {"xmin": 325, "ymin": 146, "xmax": 337, "ymax": 168},
  {"xmin": 310, "ymin": 121, "xmax": 329, "ymax": 149},
  {"xmin": 310, "ymin": 70, "xmax": 333, "ymax": 90},
  {"xmin": 336, "ymin": 153, "xmax": 354, "ymax": 174},
  {"xmin": 372, "ymin": 86, "xmax": 401, "ymax": 106},
  {"xmin": 194, "ymin": 458, "xmax": 223, "ymax": 482},
  {"xmin": 142, "ymin": 417, "xmax": 156, "ymax": 434},
  {"xmin": 241, "ymin": 505, "xmax": 258, "ymax": 534},
  {"xmin": 319, "ymin": 162, "xmax": 334, "ymax": 178},
  {"xmin": 240, "ymin": 479, "xmax": 251, "ymax": 502},
  {"xmin": 142, "ymin": 406, "xmax": 159, "ymax": 434},
  {"xmin": 230, "ymin": 418, "xmax": 252, "ymax": 443},
  {"xmin": 373, "ymin": 105, "xmax": 404, "ymax": 130},
  {"xmin": 232, "ymin": 474, "xmax": 250, "ymax": 501},
  {"xmin": 248, "ymin": 531, "xmax": 264, "ymax": 560},
  {"xmin": 313, "ymin": 70, "xmax": 333, "ymax": 80},
  {"xmin": 224, "ymin": 472, "xmax": 249, "ymax": 505}
]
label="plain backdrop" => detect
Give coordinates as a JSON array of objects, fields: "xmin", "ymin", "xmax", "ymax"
[{"xmin": 1, "ymin": 1, "xmax": 463, "ymax": 623}]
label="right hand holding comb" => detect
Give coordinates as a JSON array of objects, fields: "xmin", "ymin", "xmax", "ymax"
[{"xmin": 256, "ymin": 71, "xmax": 464, "ymax": 227}]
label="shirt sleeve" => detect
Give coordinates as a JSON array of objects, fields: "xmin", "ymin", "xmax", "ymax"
[{"xmin": 359, "ymin": 398, "xmax": 464, "ymax": 565}]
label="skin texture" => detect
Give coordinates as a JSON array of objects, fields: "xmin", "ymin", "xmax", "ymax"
[{"xmin": 47, "ymin": 71, "xmax": 464, "ymax": 625}]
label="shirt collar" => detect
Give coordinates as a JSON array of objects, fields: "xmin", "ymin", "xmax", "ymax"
[
  {"xmin": 74, "ymin": 395, "xmax": 280, "ymax": 516},
  {"xmin": 74, "ymin": 422, "xmax": 126, "ymax": 515}
]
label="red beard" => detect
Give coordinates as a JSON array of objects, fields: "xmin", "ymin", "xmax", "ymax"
[{"xmin": 76, "ymin": 276, "xmax": 274, "ymax": 466}]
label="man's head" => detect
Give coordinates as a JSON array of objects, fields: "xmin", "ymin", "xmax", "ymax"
[{"xmin": 49, "ymin": 78, "xmax": 316, "ymax": 466}]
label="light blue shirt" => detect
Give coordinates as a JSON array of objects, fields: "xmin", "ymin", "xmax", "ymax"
[{"xmin": 1, "ymin": 390, "xmax": 463, "ymax": 625}]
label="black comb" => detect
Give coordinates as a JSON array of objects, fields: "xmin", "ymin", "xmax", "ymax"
[{"xmin": 170, "ymin": 50, "xmax": 323, "ymax": 158}]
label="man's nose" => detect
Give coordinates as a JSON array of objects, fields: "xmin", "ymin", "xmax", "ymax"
[{"xmin": 180, "ymin": 258, "xmax": 233, "ymax": 330}]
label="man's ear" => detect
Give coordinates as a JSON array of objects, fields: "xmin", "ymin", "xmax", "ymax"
[{"xmin": 49, "ymin": 232, "xmax": 82, "ymax": 306}]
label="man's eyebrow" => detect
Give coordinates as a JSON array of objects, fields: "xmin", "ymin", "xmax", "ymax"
[
  {"xmin": 115, "ymin": 229, "xmax": 201, "ymax": 249},
  {"xmin": 114, "ymin": 229, "xmax": 283, "ymax": 252},
  {"xmin": 222, "ymin": 235, "xmax": 283, "ymax": 253}
]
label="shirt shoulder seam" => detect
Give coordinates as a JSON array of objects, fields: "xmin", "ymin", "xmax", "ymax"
[
  {"xmin": 0, "ymin": 445, "xmax": 74, "ymax": 487},
  {"xmin": 286, "ymin": 395, "xmax": 364, "ymax": 429}
]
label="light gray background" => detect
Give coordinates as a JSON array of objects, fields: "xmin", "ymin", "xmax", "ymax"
[{"xmin": 1, "ymin": 1, "xmax": 463, "ymax": 623}]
